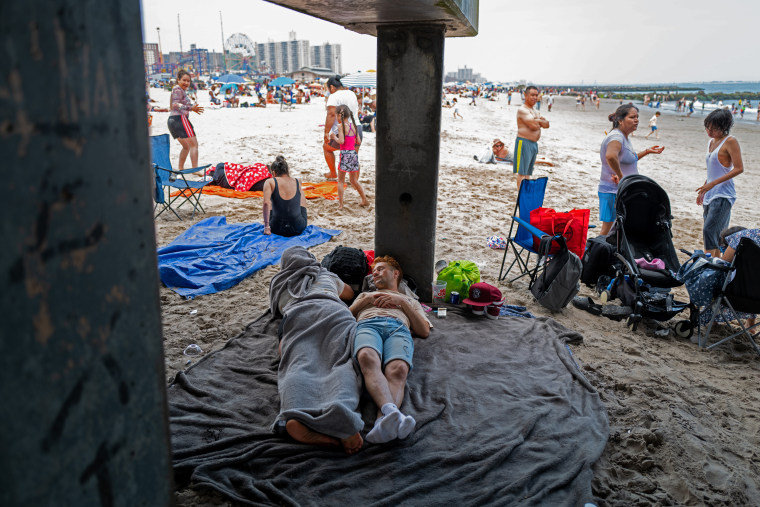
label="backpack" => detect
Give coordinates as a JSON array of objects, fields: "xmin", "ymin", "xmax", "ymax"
[
  {"xmin": 580, "ymin": 235, "xmax": 617, "ymax": 286},
  {"xmin": 321, "ymin": 246, "xmax": 368, "ymax": 286},
  {"xmin": 436, "ymin": 260, "xmax": 481, "ymax": 300},
  {"xmin": 530, "ymin": 235, "xmax": 582, "ymax": 312}
]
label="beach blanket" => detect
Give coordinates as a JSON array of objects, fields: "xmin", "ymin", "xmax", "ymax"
[
  {"xmin": 168, "ymin": 307, "xmax": 608, "ymax": 506},
  {"xmin": 157, "ymin": 216, "xmax": 340, "ymax": 298},
  {"xmin": 170, "ymin": 181, "xmax": 345, "ymax": 200}
]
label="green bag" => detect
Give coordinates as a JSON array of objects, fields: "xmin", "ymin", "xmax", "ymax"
[{"xmin": 437, "ymin": 260, "xmax": 481, "ymax": 300}]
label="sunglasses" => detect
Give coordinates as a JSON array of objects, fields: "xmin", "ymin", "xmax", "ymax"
[{"xmin": 493, "ymin": 143, "xmax": 504, "ymax": 148}]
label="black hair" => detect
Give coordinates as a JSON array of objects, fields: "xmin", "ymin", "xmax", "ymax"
[
  {"xmin": 704, "ymin": 108, "xmax": 733, "ymax": 135},
  {"xmin": 719, "ymin": 226, "xmax": 746, "ymax": 248},
  {"xmin": 525, "ymin": 85, "xmax": 538, "ymax": 94},
  {"xmin": 327, "ymin": 75, "xmax": 343, "ymax": 89},
  {"xmin": 269, "ymin": 155, "xmax": 289, "ymax": 176},
  {"xmin": 176, "ymin": 69, "xmax": 190, "ymax": 81},
  {"xmin": 608, "ymin": 103, "xmax": 639, "ymax": 129}
]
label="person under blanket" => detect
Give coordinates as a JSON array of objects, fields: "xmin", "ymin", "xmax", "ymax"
[
  {"xmin": 350, "ymin": 256, "xmax": 431, "ymax": 444},
  {"xmin": 269, "ymin": 247, "xmax": 362, "ymax": 454}
]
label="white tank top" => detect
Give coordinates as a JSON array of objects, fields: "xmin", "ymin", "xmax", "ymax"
[{"xmin": 704, "ymin": 136, "xmax": 737, "ymax": 206}]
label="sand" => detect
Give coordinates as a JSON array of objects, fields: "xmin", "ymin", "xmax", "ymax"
[{"xmin": 151, "ymin": 89, "xmax": 760, "ymax": 506}]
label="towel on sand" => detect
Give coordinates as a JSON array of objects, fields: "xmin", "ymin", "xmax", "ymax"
[
  {"xmin": 168, "ymin": 306, "xmax": 608, "ymax": 506},
  {"xmin": 157, "ymin": 216, "xmax": 340, "ymax": 298},
  {"xmin": 170, "ymin": 181, "xmax": 346, "ymax": 200}
]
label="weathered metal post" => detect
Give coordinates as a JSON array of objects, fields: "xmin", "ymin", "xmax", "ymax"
[
  {"xmin": 0, "ymin": 1, "xmax": 172, "ymax": 505},
  {"xmin": 375, "ymin": 24, "xmax": 445, "ymax": 301}
]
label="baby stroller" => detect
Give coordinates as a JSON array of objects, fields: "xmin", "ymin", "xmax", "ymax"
[{"xmin": 601, "ymin": 175, "xmax": 696, "ymax": 334}]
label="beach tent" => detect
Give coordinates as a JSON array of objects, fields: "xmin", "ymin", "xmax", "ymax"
[
  {"xmin": 269, "ymin": 76, "xmax": 295, "ymax": 87},
  {"xmin": 341, "ymin": 71, "xmax": 377, "ymax": 88},
  {"xmin": 216, "ymin": 74, "xmax": 246, "ymax": 85}
]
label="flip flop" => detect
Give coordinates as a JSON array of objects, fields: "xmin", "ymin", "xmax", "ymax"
[{"xmin": 572, "ymin": 296, "xmax": 603, "ymax": 316}]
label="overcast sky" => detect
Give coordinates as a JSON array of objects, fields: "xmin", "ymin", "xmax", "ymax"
[{"xmin": 142, "ymin": 0, "xmax": 759, "ymax": 84}]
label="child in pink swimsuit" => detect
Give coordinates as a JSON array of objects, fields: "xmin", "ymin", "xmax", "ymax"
[{"xmin": 331, "ymin": 104, "xmax": 369, "ymax": 208}]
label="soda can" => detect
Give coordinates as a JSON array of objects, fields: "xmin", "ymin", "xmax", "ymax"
[{"xmin": 450, "ymin": 291, "xmax": 460, "ymax": 304}]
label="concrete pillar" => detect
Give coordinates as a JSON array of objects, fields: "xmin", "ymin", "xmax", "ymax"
[
  {"xmin": 375, "ymin": 24, "xmax": 444, "ymax": 301},
  {"xmin": 0, "ymin": 1, "xmax": 172, "ymax": 505}
]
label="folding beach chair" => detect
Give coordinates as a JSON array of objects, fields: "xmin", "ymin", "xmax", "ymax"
[
  {"xmin": 698, "ymin": 237, "xmax": 760, "ymax": 355},
  {"xmin": 498, "ymin": 177, "xmax": 550, "ymax": 285},
  {"xmin": 151, "ymin": 134, "xmax": 211, "ymax": 220}
]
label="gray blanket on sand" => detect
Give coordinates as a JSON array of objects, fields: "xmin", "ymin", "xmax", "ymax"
[{"xmin": 169, "ymin": 307, "xmax": 609, "ymax": 506}]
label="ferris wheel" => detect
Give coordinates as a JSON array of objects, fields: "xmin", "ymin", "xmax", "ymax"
[
  {"xmin": 225, "ymin": 33, "xmax": 256, "ymax": 72},
  {"xmin": 226, "ymin": 33, "xmax": 255, "ymax": 56}
]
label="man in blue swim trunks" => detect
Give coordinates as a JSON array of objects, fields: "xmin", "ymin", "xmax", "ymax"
[
  {"xmin": 514, "ymin": 86, "xmax": 550, "ymax": 190},
  {"xmin": 350, "ymin": 256, "xmax": 431, "ymax": 444}
]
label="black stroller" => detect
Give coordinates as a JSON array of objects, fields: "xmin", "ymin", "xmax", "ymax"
[{"xmin": 601, "ymin": 175, "xmax": 696, "ymax": 334}]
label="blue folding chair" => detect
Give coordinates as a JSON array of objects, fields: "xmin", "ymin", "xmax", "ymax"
[
  {"xmin": 498, "ymin": 177, "xmax": 551, "ymax": 284},
  {"xmin": 151, "ymin": 134, "xmax": 211, "ymax": 220}
]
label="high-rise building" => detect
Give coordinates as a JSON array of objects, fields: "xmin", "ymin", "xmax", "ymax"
[
  {"xmin": 311, "ymin": 42, "xmax": 342, "ymax": 74},
  {"xmin": 256, "ymin": 32, "xmax": 312, "ymax": 74},
  {"xmin": 143, "ymin": 43, "xmax": 160, "ymax": 72}
]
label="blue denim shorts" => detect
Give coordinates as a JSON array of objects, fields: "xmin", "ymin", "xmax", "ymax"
[
  {"xmin": 598, "ymin": 192, "xmax": 616, "ymax": 222},
  {"xmin": 703, "ymin": 197, "xmax": 732, "ymax": 250},
  {"xmin": 354, "ymin": 317, "xmax": 414, "ymax": 369}
]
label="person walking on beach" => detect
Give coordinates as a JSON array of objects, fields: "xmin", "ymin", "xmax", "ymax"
[
  {"xmin": 168, "ymin": 69, "xmax": 204, "ymax": 170},
  {"xmin": 645, "ymin": 112, "xmax": 661, "ymax": 140},
  {"xmin": 330, "ymin": 105, "xmax": 368, "ymax": 208},
  {"xmin": 598, "ymin": 104, "xmax": 664, "ymax": 235},
  {"xmin": 453, "ymin": 98, "xmax": 463, "ymax": 119},
  {"xmin": 697, "ymin": 109, "xmax": 744, "ymax": 257},
  {"xmin": 350, "ymin": 256, "xmax": 431, "ymax": 443},
  {"xmin": 322, "ymin": 76, "xmax": 359, "ymax": 180},
  {"xmin": 513, "ymin": 86, "xmax": 550, "ymax": 190}
]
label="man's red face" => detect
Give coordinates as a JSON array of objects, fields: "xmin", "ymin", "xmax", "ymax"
[{"xmin": 372, "ymin": 262, "xmax": 397, "ymax": 289}]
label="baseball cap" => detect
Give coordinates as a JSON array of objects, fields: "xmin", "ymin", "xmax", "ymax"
[
  {"xmin": 492, "ymin": 138, "xmax": 504, "ymax": 146},
  {"xmin": 327, "ymin": 75, "xmax": 343, "ymax": 89},
  {"xmin": 462, "ymin": 282, "xmax": 504, "ymax": 307}
]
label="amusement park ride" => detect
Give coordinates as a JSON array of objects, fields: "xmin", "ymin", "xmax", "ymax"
[{"xmin": 225, "ymin": 33, "xmax": 257, "ymax": 73}]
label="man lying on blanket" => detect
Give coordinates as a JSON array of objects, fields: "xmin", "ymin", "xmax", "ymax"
[{"xmin": 350, "ymin": 256, "xmax": 432, "ymax": 443}]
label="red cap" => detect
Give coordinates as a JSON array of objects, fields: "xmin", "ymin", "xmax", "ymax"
[{"xmin": 462, "ymin": 282, "xmax": 504, "ymax": 307}]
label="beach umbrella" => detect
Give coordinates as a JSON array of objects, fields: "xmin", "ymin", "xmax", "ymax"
[
  {"xmin": 216, "ymin": 74, "xmax": 246, "ymax": 85},
  {"xmin": 340, "ymin": 71, "xmax": 377, "ymax": 88},
  {"xmin": 219, "ymin": 83, "xmax": 243, "ymax": 94},
  {"xmin": 269, "ymin": 76, "xmax": 295, "ymax": 87}
]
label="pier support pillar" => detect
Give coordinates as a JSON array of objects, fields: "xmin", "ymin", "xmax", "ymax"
[
  {"xmin": 1, "ymin": 1, "xmax": 172, "ymax": 504},
  {"xmin": 375, "ymin": 24, "xmax": 445, "ymax": 301}
]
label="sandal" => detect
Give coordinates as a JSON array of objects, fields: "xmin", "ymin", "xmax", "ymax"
[{"xmin": 572, "ymin": 296, "xmax": 603, "ymax": 316}]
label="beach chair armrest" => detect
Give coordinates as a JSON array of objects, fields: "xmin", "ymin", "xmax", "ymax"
[
  {"xmin": 178, "ymin": 164, "xmax": 211, "ymax": 175},
  {"xmin": 512, "ymin": 216, "xmax": 551, "ymax": 240}
]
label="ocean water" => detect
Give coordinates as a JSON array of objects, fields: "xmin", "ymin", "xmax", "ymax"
[{"xmin": 677, "ymin": 82, "xmax": 760, "ymax": 94}]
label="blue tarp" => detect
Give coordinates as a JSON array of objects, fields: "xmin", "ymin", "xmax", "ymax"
[{"xmin": 157, "ymin": 216, "xmax": 341, "ymax": 298}]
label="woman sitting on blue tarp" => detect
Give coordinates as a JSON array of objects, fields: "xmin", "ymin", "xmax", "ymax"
[{"xmin": 263, "ymin": 156, "xmax": 308, "ymax": 237}]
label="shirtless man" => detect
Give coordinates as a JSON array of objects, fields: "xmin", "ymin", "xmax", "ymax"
[{"xmin": 513, "ymin": 86, "xmax": 550, "ymax": 190}]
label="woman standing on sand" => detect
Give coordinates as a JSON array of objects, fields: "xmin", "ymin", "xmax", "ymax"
[
  {"xmin": 598, "ymin": 104, "xmax": 665, "ymax": 235},
  {"xmin": 168, "ymin": 69, "xmax": 204, "ymax": 170},
  {"xmin": 262, "ymin": 156, "xmax": 308, "ymax": 237}
]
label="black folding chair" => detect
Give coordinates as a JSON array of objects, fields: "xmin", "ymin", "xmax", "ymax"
[{"xmin": 699, "ymin": 237, "xmax": 760, "ymax": 355}]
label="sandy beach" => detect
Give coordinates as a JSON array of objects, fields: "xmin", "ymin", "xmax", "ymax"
[{"xmin": 151, "ymin": 89, "xmax": 760, "ymax": 505}]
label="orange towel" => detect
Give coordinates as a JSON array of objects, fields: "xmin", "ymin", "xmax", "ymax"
[{"xmin": 171, "ymin": 181, "xmax": 344, "ymax": 200}]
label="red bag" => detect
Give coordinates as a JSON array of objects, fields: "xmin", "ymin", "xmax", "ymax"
[{"xmin": 529, "ymin": 208, "xmax": 590, "ymax": 258}]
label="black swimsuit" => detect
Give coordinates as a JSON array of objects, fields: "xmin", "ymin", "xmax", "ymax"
[{"xmin": 270, "ymin": 178, "xmax": 307, "ymax": 237}]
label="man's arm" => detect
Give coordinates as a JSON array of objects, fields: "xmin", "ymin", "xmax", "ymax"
[
  {"xmin": 349, "ymin": 293, "xmax": 374, "ymax": 317},
  {"xmin": 324, "ymin": 106, "xmax": 337, "ymax": 143},
  {"xmin": 517, "ymin": 108, "xmax": 549, "ymax": 131},
  {"xmin": 401, "ymin": 299, "xmax": 431, "ymax": 338}
]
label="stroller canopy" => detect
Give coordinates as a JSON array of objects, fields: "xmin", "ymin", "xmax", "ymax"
[{"xmin": 616, "ymin": 174, "xmax": 680, "ymax": 274}]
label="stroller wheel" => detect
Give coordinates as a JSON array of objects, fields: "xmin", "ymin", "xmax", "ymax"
[{"xmin": 674, "ymin": 320, "xmax": 693, "ymax": 339}]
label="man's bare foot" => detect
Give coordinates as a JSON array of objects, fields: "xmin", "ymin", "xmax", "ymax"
[
  {"xmin": 286, "ymin": 420, "xmax": 341, "ymax": 449},
  {"xmin": 341, "ymin": 432, "xmax": 363, "ymax": 455},
  {"xmin": 359, "ymin": 200, "xmax": 369, "ymax": 207},
  {"xmin": 338, "ymin": 203, "xmax": 344, "ymax": 209},
  {"xmin": 323, "ymin": 172, "xmax": 337, "ymax": 180}
]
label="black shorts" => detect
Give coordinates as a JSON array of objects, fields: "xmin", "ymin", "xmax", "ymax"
[{"xmin": 167, "ymin": 115, "xmax": 196, "ymax": 139}]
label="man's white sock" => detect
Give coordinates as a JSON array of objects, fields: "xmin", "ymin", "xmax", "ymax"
[{"xmin": 366, "ymin": 403, "xmax": 401, "ymax": 444}]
